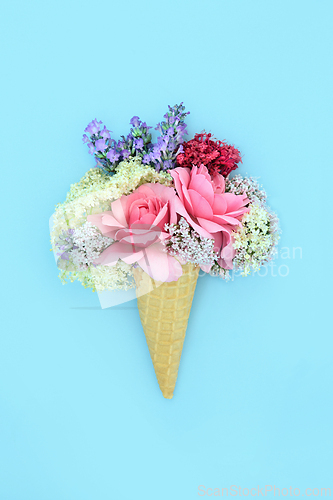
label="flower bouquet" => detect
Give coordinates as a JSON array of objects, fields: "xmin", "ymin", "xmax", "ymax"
[{"xmin": 50, "ymin": 103, "xmax": 279, "ymax": 399}]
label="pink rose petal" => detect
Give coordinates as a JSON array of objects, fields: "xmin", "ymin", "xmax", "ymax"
[
  {"xmin": 188, "ymin": 189, "xmax": 214, "ymax": 219},
  {"xmin": 212, "ymin": 194, "xmax": 228, "ymax": 215},
  {"xmin": 138, "ymin": 243, "xmax": 183, "ymax": 282},
  {"xmin": 188, "ymin": 174, "xmax": 214, "ymax": 206}
]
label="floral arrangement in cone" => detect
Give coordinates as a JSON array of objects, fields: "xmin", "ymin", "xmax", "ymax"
[{"xmin": 51, "ymin": 103, "xmax": 279, "ymax": 398}]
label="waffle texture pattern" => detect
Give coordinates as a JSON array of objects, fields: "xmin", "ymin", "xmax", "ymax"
[{"xmin": 134, "ymin": 263, "xmax": 199, "ymax": 399}]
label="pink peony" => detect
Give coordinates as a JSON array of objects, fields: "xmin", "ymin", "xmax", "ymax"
[
  {"xmin": 87, "ymin": 183, "xmax": 183, "ymax": 282},
  {"xmin": 170, "ymin": 166, "xmax": 249, "ymax": 270}
]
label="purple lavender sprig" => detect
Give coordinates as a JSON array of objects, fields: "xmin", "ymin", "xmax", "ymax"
[
  {"xmin": 143, "ymin": 103, "xmax": 190, "ymax": 172},
  {"xmin": 82, "ymin": 119, "xmax": 117, "ymax": 174},
  {"xmin": 116, "ymin": 116, "xmax": 153, "ymax": 160},
  {"xmin": 82, "ymin": 104, "xmax": 189, "ymax": 175},
  {"xmin": 82, "ymin": 117, "xmax": 153, "ymax": 175}
]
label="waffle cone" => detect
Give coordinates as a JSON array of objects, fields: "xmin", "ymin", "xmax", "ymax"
[{"xmin": 133, "ymin": 263, "xmax": 199, "ymax": 399}]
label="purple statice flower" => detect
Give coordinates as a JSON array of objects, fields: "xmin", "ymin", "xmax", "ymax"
[
  {"xmin": 130, "ymin": 116, "xmax": 141, "ymax": 127},
  {"xmin": 82, "ymin": 134, "xmax": 90, "ymax": 144},
  {"xmin": 162, "ymin": 159, "xmax": 172, "ymax": 170},
  {"xmin": 116, "ymin": 139, "xmax": 126, "ymax": 150},
  {"xmin": 142, "ymin": 153, "xmax": 151, "ymax": 164},
  {"xmin": 156, "ymin": 136, "xmax": 168, "ymax": 153},
  {"xmin": 100, "ymin": 126, "xmax": 111, "ymax": 140},
  {"xmin": 106, "ymin": 149, "xmax": 120, "ymax": 162},
  {"xmin": 122, "ymin": 149, "xmax": 131, "ymax": 159},
  {"xmin": 116, "ymin": 134, "xmax": 132, "ymax": 152},
  {"xmin": 141, "ymin": 122, "xmax": 152, "ymax": 131},
  {"xmin": 175, "ymin": 123, "xmax": 188, "ymax": 142},
  {"xmin": 176, "ymin": 144, "xmax": 184, "ymax": 155},
  {"xmin": 134, "ymin": 138, "xmax": 144, "ymax": 150},
  {"xmin": 94, "ymin": 138, "xmax": 108, "ymax": 152},
  {"xmin": 84, "ymin": 119, "xmax": 103, "ymax": 135},
  {"xmin": 168, "ymin": 140, "xmax": 176, "ymax": 151},
  {"xmin": 150, "ymin": 147, "xmax": 162, "ymax": 162},
  {"xmin": 88, "ymin": 142, "xmax": 96, "ymax": 155}
]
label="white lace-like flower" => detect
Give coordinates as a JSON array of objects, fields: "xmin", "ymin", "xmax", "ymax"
[
  {"xmin": 165, "ymin": 218, "xmax": 218, "ymax": 267},
  {"xmin": 225, "ymin": 174, "xmax": 267, "ymax": 205}
]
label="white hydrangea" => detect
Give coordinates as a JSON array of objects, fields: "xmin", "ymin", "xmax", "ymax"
[
  {"xmin": 232, "ymin": 204, "xmax": 280, "ymax": 276},
  {"xmin": 51, "ymin": 158, "xmax": 172, "ymax": 292}
]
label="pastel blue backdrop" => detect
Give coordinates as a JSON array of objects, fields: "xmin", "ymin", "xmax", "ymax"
[{"xmin": 1, "ymin": 1, "xmax": 332, "ymax": 499}]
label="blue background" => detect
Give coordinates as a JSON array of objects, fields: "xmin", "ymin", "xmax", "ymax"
[{"xmin": 1, "ymin": 1, "xmax": 332, "ymax": 499}]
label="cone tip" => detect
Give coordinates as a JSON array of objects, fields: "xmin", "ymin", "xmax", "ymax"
[{"xmin": 162, "ymin": 391, "xmax": 174, "ymax": 399}]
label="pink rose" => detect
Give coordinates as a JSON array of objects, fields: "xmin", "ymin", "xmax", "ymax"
[
  {"xmin": 170, "ymin": 165, "xmax": 249, "ymax": 270},
  {"xmin": 87, "ymin": 183, "xmax": 183, "ymax": 282}
]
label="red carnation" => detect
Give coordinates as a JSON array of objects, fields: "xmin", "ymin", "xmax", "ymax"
[{"xmin": 176, "ymin": 132, "xmax": 242, "ymax": 177}]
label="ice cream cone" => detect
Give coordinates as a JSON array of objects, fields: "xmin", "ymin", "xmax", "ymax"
[{"xmin": 133, "ymin": 263, "xmax": 199, "ymax": 399}]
